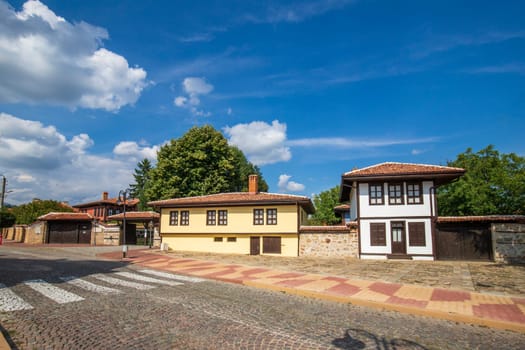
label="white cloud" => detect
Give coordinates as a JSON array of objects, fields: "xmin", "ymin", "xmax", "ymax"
[
  {"xmin": 287, "ymin": 136, "xmax": 439, "ymax": 148},
  {"xmin": 113, "ymin": 141, "xmax": 159, "ymax": 161},
  {"xmin": 0, "ymin": 113, "xmax": 160, "ymax": 205},
  {"xmin": 223, "ymin": 120, "xmax": 291, "ymax": 165},
  {"xmin": 227, "ymin": 107, "xmax": 233, "ymax": 115},
  {"xmin": 183, "ymin": 77, "xmax": 214, "ymax": 95},
  {"xmin": 174, "ymin": 77, "xmax": 213, "ymax": 116},
  {"xmin": 174, "ymin": 96, "xmax": 188, "ymax": 107},
  {"xmin": 278, "ymin": 174, "xmax": 305, "ymax": 192},
  {"xmin": 0, "ymin": 0, "xmax": 148, "ymax": 111}
]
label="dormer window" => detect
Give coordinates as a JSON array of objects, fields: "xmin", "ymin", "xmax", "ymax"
[{"xmin": 369, "ymin": 183, "xmax": 384, "ymax": 205}]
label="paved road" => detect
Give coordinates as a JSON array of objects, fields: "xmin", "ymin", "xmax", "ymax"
[{"xmin": 0, "ymin": 246, "xmax": 524, "ymax": 349}]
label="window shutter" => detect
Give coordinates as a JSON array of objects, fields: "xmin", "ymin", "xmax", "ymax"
[
  {"xmin": 408, "ymin": 222, "xmax": 426, "ymax": 246},
  {"xmin": 370, "ymin": 223, "xmax": 386, "ymax": 246}
]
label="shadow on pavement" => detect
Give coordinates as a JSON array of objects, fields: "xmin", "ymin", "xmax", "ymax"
[{"xmin": 332, "ymin": 328, "xmax": 429, "ymax": 350}]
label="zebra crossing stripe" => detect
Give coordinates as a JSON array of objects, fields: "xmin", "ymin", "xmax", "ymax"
[
  {"xmin": 0, "ymin": 283, "xmax": 33, "ymax": 311},
  {"xmin": 24, "ymin": 279, "xmax": 84, "ymax": 304},
  {"xmin": 60, "ymin": 276, "xmax": 122, "ymax": 295},
  {"xmin": 92, "ymin": 274, "xmax": 155, "ymax": 290},
  {"xmin": 139, "ymin": 269, "xmax": 205, "ymax": 283},
  {"xmin": 114, "ymin": 272, "xmax": 183, "ymax": 286}
]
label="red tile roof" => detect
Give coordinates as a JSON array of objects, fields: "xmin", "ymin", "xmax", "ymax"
[
  {"xmin": 148, "ymin": 192, "xmax": 315, "ymax": 213},
  {"xmin": 72, "ymin": 198, "xmax": 139, "ymax": 208},
  {"xmin": 107, "ymin": 211, "xmax": 160, "ymax": 221},
  {"xmin": 343, "ymin": 162, "xmax": 465, "ymax": 178},
  {"xmin": 437, "ymin": 215, "xmax": 525, "ymax": 223},
  {"xmin": 38, "ymin": 212, "xmax": 93, "ymax": 221},
  {"xmin": 334, "ymin": 204, "xmax": 350, "ymax": 211}
]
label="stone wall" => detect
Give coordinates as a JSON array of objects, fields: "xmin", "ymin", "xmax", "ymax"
[
  {"xmin": 24, "ymin": 221, "xmax": 46, "ymax": 244},
  {"xmin": 299, "ymin": 223, "xmax": 358, "ymax": 258},
  {"xmin": 492, "ymin": 223, "xmax": 525, "ymax": 264}
]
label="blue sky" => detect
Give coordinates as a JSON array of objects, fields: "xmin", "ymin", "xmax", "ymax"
[{"xmin": 0, "ymin": 0, "xmax": 524, "ymax": 205}]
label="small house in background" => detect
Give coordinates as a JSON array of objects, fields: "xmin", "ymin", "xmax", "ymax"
[
  {"xmin": 334, "ymin": 204, "xmax": 351, "ymax": 225},
  {"xmin": 73, "ymin": 192, "xmax": 139, "ymax": 222},
  {"xmin": 340, "ymin": 162, "xmax": 465, "ymax": 260},
  {"xmin": 149, "ymin": 175, "xmax": 315, "ymax": 257}
]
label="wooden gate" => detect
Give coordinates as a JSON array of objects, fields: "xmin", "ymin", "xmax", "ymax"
[
  {"xmin": 436, "ymin": 223, "xmax": 492, "ymax": 260},
  {"xmin": 48, "ymin": 221, "xmax": 92, "ymax": 244}
]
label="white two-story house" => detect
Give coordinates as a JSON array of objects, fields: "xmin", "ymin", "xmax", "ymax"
[{"xmin": 340, "ymin": 162, "xmax": 465, "ymax": 260}]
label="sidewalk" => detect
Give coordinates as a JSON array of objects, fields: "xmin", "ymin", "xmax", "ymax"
[{"xmin": 100, "ymin": 249, "xmax": 525, "ymax": 333}]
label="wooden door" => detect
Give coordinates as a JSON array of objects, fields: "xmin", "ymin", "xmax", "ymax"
[
  {"xmin": 250, "ymin": 236, "xmax": 260, "ymax": 255},
  {"xmin": 78, "ymin": 223, "xmax": 92, "ymax": 244},
  {"xmin": 391, "ymin": 221, "xmax": 406, "ymax": 255}
]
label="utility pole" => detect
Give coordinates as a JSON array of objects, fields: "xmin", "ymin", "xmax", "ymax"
[{"xmin": 0, "ymin": 176, "xmax": 6, "ymax": 211}]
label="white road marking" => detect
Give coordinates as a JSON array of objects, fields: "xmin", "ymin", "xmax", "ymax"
[
  {"xmin": 139, "ymin": 269, "xmax": 205, "ymax": 283},
  {"xmin": 0, "ymin": 283, "xmax": 33, "ymax": 311},
  {"xmin": 92, "ymin": 274, "xmax": 155, "ymax": 290},
  {"xmin": 60, "ymin": 276, "xmax": 122, "ymax": 295},
  {"xmin": 24, "ymin": 279, "xmax": 84, "ymax": 304},
  {"xmin": 114, "ymin": 272, "xmax": 183, "ymax": 286}
]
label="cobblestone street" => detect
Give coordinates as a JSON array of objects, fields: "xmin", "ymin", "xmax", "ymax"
[{"xmin": 1, "ymin": 246, "xmax": 524, "ymax": 349}]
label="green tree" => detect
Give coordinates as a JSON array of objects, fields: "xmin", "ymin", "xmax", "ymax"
[
  {"xmin": 10, "ymin": 199, "xmax": 74, "ymax": 225},
  {"xmin": 308, "ymin": 185, "xmax": 342, "ymax": 225},
  {"xmin": 129, "ymin": 158, "xmax": 153, "ymax": 210},
  {"xmin": 146, "ymin": 125, "xmax": 267, "ymax": 200},
  {"xmin": 230, "ymin": 146, "xmax": 268, "ymax": 192},
  {"xmin": 438, "ymin": 145, "xmax": 525, "ymax": 216},
  {"xmin": 0, "ymin": 210, "xmax": 16, "ymax": 228}
]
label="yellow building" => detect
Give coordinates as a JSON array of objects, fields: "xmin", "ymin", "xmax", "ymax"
[{"xmin": 148, "ymin": 175, "xmax": 315, "ymax": 256}]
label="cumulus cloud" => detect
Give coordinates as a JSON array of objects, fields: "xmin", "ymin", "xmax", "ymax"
[
  {"xmin": 113, "ymin": 141, "xmax": 159, "ymax": 161},
  {"xmin": 0, "ymin": 0, "xmax": 148, "ymax": 111},
  {"xmin": 0, "ymin": 113, "xmax": 159, "ymax": 205},
  {"xmin": 223, "ymin": 120, "xmax": 291, "ymax": 165},
  {"xmin": 278, "ymin": 174, "xmax": 305, "ymax": 192},
  {"xmin": 174, "ymin": 77, "xmax": 213, "ymax": 116}
]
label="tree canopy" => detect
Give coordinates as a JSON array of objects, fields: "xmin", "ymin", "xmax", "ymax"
[
  {"xmin": 129, "ymin": 158, "xmax": 152, "ymax": 210},
  {"xmin": 10, "ymin": 199, "xmax": 74, "ymax": 225},
  {"xmin": 0, "ymin": 210, "xmax": 16, "ymax": 228},
  {"xmin": 308, "ymin": 185, "xmax": 342, "ymax": 225},
  {"xmin": 438, "ymin": 145, "xmax": 525, "ymax": 216},
  {"xmin": 145, "ymin": 125, "xmax": 268, "ymax": 201}
]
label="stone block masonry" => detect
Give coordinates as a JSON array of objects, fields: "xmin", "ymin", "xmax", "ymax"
[
  {"xmin": 299, "ymin": 223, "xmax": 358, "ymax": 258},
  {"xmin": 492, "ymin": 223, "xmax": 525, "ymax": 264}
]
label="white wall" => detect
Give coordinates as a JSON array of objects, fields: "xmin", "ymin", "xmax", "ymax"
[{"xmin": 358, "ymin": 181, "xmax": 434, "ymax": 218}]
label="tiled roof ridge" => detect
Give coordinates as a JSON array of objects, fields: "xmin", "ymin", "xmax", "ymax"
[
  {"xmin": 150, "ymin": 191, "xmax": 310, "ymax": 203},
  {"xmin": 343, "ymin": 161, "xmax": 465, "ymax": 176}
]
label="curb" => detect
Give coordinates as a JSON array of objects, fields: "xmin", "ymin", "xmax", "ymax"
[{"xmin": 243, "ymin": 280, "xmax": 525, "ymax": 333}]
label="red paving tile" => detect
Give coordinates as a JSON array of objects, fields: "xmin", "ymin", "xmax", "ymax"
[
  {"xmin": 241, "ymin": 268, "xmax": 270, "ymax": 276},
  {"xmin": 275, "ymin": 279, "xmax": 317, "ymax": 288},
  {"xmin": 323, "ymin": 276, "xmax": 350, "ymax": 283},
  {"xmin": 325, "ymin": 282, "xmax": 361, "ymax": 296},
  {"xmin": 387, "ymin": 296, "xmax": 428, "ymax": 309},
  {"xmin": 368, "ymin": 282, "xmax": 402, "ymax": 296},
  {"xmin": 473, "ymin": 304, "xmax": 525, "ymax": 323},
  {"xmin": 431, "ymin": 288, "xmax": 471, "ymax": 302}
]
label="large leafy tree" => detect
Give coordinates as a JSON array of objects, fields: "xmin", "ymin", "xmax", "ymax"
[
  {"xmin": 230, "ymin": 146, "xmax": 268, "ymax": 192},
  {"xmin": 308, "ymin": 185, "xmax": 342, "ymax": 225},
  {"xmin": 438, "ymin": 145, "xmax": 525, "ymax": 216},
  {"xmin": 0, "ymin": 210, "xmax": 16, "ymax": 228},
  {"xmin": 10, "ymin": 199, "xmax": 74, "ymax": 225},
  {"xmin": 146, "ymin": 125, "xmax": 267, "ymax": 200},
  {"xmin": 129, "ymin": 158, "xmax": 153, "ymax": 210}
]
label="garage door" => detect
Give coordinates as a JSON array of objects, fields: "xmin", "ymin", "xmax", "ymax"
[
  {"xmin": 48, "ymin": 222, "xmax": 91, "ymax": 244},
  {"xmin": 436, "ymin": 223, "xmax": 492, "ymax": 260}
]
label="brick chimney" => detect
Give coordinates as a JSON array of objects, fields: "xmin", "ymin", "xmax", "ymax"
[
  {"xmin": 102, "ymin": 191, "xmax": 108, "ymax": 200},
  {"xmin": 248, "ymin": 175, "xmax": 259, "ymax": 194}
]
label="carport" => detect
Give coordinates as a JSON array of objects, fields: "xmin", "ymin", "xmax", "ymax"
[{"xmin": 107, "ymin": 211, "xmax": 160, "ymax": 246}]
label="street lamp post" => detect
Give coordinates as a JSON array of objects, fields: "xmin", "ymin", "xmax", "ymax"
[
  {"xmin": 117, "ymin": 189, "xmax": 131, "ymax": 258},
  {"xmin": 148, "ymin": 220, "xmax": 154, "ymax": 249}
]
